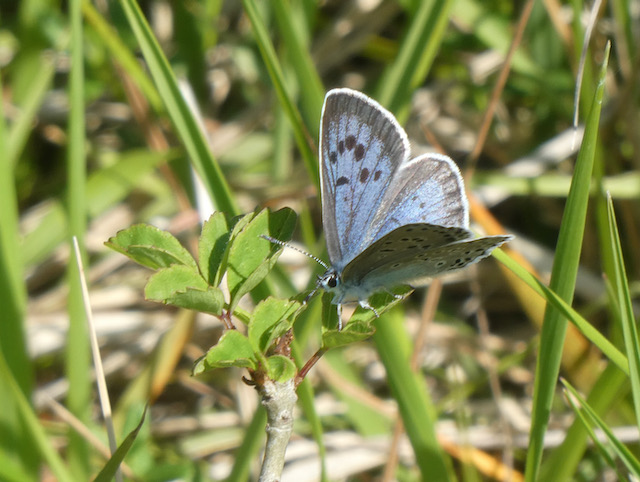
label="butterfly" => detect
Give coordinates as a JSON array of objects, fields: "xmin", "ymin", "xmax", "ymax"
[{"xmin": 316, "ymin": 88, "xmax": 513, "ymax": 328}]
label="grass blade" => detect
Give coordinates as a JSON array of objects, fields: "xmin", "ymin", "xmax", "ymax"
[
  {"xmin": 0, "ymin": 351, "xmax": 73, "ymax": 482},
  {"xmin": 0, "ymin": 64, "xmax": 37, "ymax": 479},
  {"xmin": 374, "ymin": 309, "xmax": 453, "ymax": 481},
  {"xmin": 119, "ymin": 0, "xmax": 238, "ymax": 215},
  {"xmin": 82, "ymin": 2, "xmax": 163, "ymax": 112},
  {"xmin": 375, "ymin": 0, "xmax": 453, "ymax": 120},
  {"xmin": 66, "ymin": 0, "xmax": 91, "ymax": 476},
  {"xmin": 562, "ymin": 379, "xmax": 640, "ymax": 476},
  {"xmin": 606, "ymin": 193, "xmax": 640, "ymax": 432},
  {"xmin": 493, "ymin": 249, "xmax": 627, "ymax": 372},
  {"xmin": 271, "ymin": 0, "xmax": 324, "ymax": 130},
  {"xmin": 540, "ymin": 364, "xmax": 628, "ymax": 480},
  {"xmin": 241, "ymin": 0, "xmax": 319, "ymax": 188},
  {"xmin": 524, "ymin": 42, "xmax": 610, "ymax": 481}
]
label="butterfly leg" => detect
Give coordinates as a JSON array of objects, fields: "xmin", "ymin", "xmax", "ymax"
[
  {"xmin": 383, "ymin": 288, "xmax": 404, "ymax": 300},
  {"xmin": 358, "ymin": 299, "xmax": 380, "ymax": 318},
  {"xmin": 337, "ymin": 303, "xmax": 343, "ymax": 331}
]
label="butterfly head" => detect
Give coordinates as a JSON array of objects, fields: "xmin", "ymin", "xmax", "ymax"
[
  {"xmin": 317, "ymin": 268, "xmax": 341, "ymax": 294},
  {"xmin": 317, "ymin": 266, "xmax": 366, "ymax": 306}
]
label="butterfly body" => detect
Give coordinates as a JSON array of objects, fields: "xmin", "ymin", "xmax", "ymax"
[{"xmin": 318, "ymin": 88, "xmax": 512, "ymax": 322}]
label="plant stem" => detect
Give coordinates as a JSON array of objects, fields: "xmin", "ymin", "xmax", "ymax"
[
  {"xmin": 295, "ymin": 347, "xmax": 327, "ymax": 386},
  {"xmin": 258, "ymin": 378, "xmax": 297, "ymax": 481}
]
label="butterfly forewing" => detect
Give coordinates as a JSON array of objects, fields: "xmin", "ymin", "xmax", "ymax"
[{"xmin": 320, "ymin": 89, "xmax": 410, "ymax": 269}]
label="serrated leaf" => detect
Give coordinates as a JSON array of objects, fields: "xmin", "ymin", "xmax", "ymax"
[
  {"xmin": 198, "ymin": 212, "xmax": 231, "ymax": 286},
  {"xmin": 249, "ymin": 298, "xmax": 300, "ymax": 353},
  {"xmin": 105, "ymin": 224, "xmax": 197, "ymax": 270},
  {"xmin": 266, "ymin": 355, "xmax": 297, "ymax": 382},
  {"xmin": 174, "ymin": 287, "xmax": 224, "ymax": 315},
  {"xmin": 145, "ymin": 264, "xmax": 207, "ymax": 295},
  {"xmin": 229, "ymin": 210, "xmax": 258, "ymax": 240},
  {"xmin": 201, "ymin": 330, "xmax": 256, "ymax": 371},
  {"xmin": 226, "ymin": 208, "xmax": 296, "ymax": 311},
  {"xmin": 192, "ymin": 356, "xmax": 208, "ymax": 375},
  {"xmin": 267, "ymin": 207, "xmax": 297, "ymax": 239},
  {"xmin": 322, "ymin": 321, "xmax": 377, "ymax": 349},
  {"xmin": 145, "ymin": 266, "xmax": 224, "ymax": 314}
]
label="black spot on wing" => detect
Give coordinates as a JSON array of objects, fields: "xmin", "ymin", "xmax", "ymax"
[
  {"xmin": 355, "ymin": 144, "xmax": 365, "ymax": 161},
  {"xmin": 336, "ymin": 176, "xmax": 349, "ymax": 186},
  {"xmin": 374, "ymin": 170, "xmax": 382, "ymax": 181},
  {"xmin": 329, "ymin": 151, "xmax": 338, "ymax": 164},
  {"xmin": 338, "ymin": 140, "xmax": 345, "ymax": 154},
  {"xmin": 359, "ymin": 168, "xmax": 370, "ymax": 183},
  {"xmin": 345, "ymin": 135, "xmax": 356, "ymax": 150}
]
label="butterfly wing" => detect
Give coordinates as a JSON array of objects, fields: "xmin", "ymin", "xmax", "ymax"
[
  {"xmin": 367, "ymin": 153, "xmax": 470, "ymax": 241},
  {"xmin": 341, "ymin": 223, "xmax": 512, "ymax": 291},
  {"xmin": 320, "ymin": 89, "xmax": 410, "ymax": 269}
]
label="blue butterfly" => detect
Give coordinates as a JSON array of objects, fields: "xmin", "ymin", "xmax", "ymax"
[{"xmin": 316, "ymin": 88, "xmax": 512, "ymax": 326}]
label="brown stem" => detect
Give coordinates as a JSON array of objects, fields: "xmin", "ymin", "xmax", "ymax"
[
  {"xmin": 220, "ymin": 310, "xmax": 235, "ymax": 331},
  {"xmin": 295, "ymin": 347, "xmax": 328, "ymax": 386}
]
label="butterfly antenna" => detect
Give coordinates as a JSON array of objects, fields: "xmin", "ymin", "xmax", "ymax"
[{"xmin": 261, "ymin": 235, "xmax": 329, "ymax": 270}]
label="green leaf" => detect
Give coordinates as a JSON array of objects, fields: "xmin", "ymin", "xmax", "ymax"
[
  {"xmin": 265, "ymin": 355, "xmax": 297, "ymax": 382},
  {"xmin": 249, "ymin": 298, "xmax": 300, "ymax": 353},
  {"xmin": 198, "ymin": 212, "xmax": 230, "ymax": 286},
  {"xmin": 322, "ymin": 321, "xmax": 377, "ymax": 349},
  {"xmin": 226, "ymin": 208, "xmax": 296, "ymax": 311},
  {"xmin": 93, "ymin": 406, "xmax": 148, "ymax": 482},
  {"xmin": 196, "ymin": 330, "xmax": 257, "ymax": 373},
  {"xmin": 145, "ymin": 265, "xmax": 224, "ymax": 315},
  {"xmin": 228, "ymin": 211, "xmax": 258, "ymax": 240},
  {"xmin": 105, "ymin": 224, "xmax": 197, "ymax": 270}
]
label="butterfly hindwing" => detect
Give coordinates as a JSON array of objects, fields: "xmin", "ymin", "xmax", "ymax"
[
  {"xmin": 320, "ymin": 89, "xmax": 409, "ymax": 269},
  {"xmin": 342, "ymin": 223, "xmax": 474, "ymax": 282},
  {"xmin": 343, "ymin": 225, "xmax": 512, "ymax": 290},
  {"xmin": 367, "ymin": 154, "xmax": 470, "ymax": 244}
]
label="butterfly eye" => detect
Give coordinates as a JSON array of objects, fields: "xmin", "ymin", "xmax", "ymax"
[{"xmin": 327, "ymin": 277, "xmax": 338, "ymax": 288}]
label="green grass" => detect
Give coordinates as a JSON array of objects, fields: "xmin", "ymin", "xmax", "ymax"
[{"xmin": 2, "ymin": 0, "xmax": 639, "ymax": 480}]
